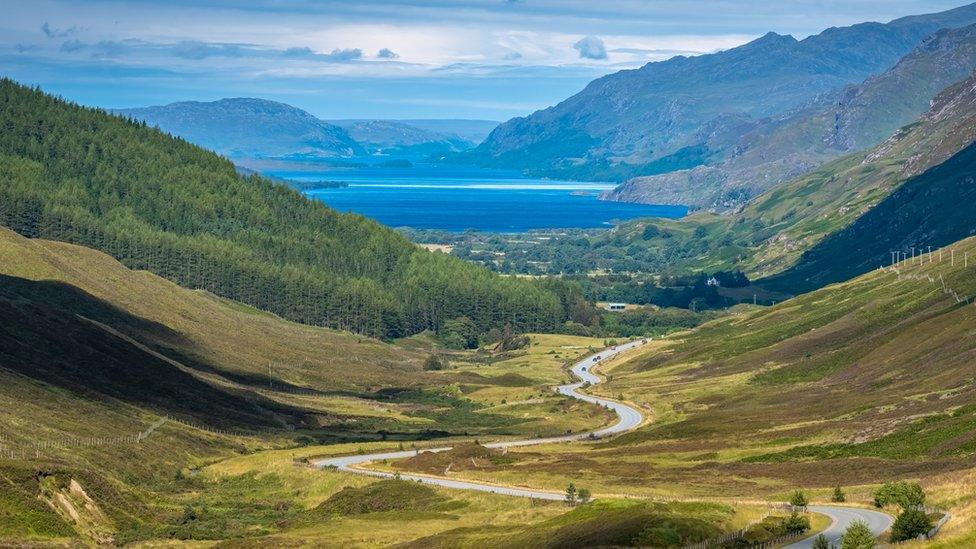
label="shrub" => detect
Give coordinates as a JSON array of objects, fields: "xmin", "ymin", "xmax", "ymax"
[
  {"xmin": 841, "ymin": 520, "xmax": 875, "ymax": 549},
  {"xmin": 890, "ymin": 508, "xmax": 932, "ymax": 542},
  {"xmin": 812, "ymin": 533, "xmax": 832, "ymax": 549},
  {"xmin": 783, "ymin": 512, "xmax": 811, "ymax": 534},
  {"xmin": 873, "ymin": 481, "xmax": 924, "ymax": 511},
  {"xmin": 577, "ymin": 488, "xmax": 591, "ymax": 504},
  {"xmin": 790, "ymin": 490, "xmax": 808, "ymax": 508},
  {"xmin": 565, "ymin": 483, "xmax": 578, "ymax": 505},
  {"xmin": 832, "ymin": 486, "xmax": 846, "ymax": 503},
  {"xmin": 423, "ymin": 354, "xmax": 447, "ymax": 371}
]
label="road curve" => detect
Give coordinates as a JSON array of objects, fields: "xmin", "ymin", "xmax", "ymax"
[
  {"xmin": 314, "ymin": 339, "xmax": 894, "ymax": 542},
  {"xmin": 784, "ymin": 505, "xmax": 894, "ymax": 549},
  {"xmin": 314, "ymin": 340, "xmax": 647, "ymax": 499}
]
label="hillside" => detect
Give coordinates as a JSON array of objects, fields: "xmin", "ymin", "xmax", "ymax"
[
  {"xmin": 0, "ymin": 78, "xmax": 571, "ymax": 339},
  {"xmin": 329, "ymin": 119, "xmax": 483, "ymax": 156},
  {"xmin": 117, "ymin": 98, "xmax": 364, "ymax": 159},
  {"xmin": 474, "ymin": 67, "xmax": 976, "ymax": 289},
  {"xmin": 459, "ymin": 3, "xmax": 976, "ymax": 184},
  {"xmin": 763, "ymin": 140, "xmax": 976, "ymax": 293},
  {"xmin": 605, "ymin": 23, "xmax": 976, "ymax": 209},
  {"xmin": 0, "ymin": 228, "xmax": 623, "ymax": 544},
  {"xmin": 436, "ymin": 234, "xmax": 976, "ymax": 505}
]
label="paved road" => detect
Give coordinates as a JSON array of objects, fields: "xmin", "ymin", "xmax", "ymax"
[
  {"xmin": 314, "ymin": 340, "xmax": 647, "ymax": 498},
  {"xmin": 314, "ymin": 339, "xmax": 894, "ymax": 541},
  {"xmin": 784, "ymin": 505, "xmax": 894, "ymax": 548}
]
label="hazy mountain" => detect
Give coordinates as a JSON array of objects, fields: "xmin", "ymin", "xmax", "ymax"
[
  {"xmin": 117, "ymin": 98, "xmax": 365, "ymax": 159},
  {"xmin": 605, "ymin": 23, "xmax": 976, "ymax": 209},
  {"xmin": 394, "ymin": 119, "xmax": 499, "ymax": 144},
  {"xmin": 328, "ymin": 119, "xmax": 482, "ymax": 156},
  {"xmin": 459, "ymin": 2, "xmax": 976, "ymax": 183}
]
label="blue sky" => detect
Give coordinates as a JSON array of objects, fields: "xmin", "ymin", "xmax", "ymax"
[{"xmin": 2, "ymin": 0, "xmax": 970, "ymax": 120}]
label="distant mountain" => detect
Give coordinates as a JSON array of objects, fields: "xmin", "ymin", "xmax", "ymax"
[
  {"xmin": 1, "ymin": 78, "xmax": 568, "ymax": 339},
  {"xmin": 394, "ymin": 119, "xmax": 499, "ymax": 144},
  {"xmin": 459, "ymin": 2, "xmax": 976, "ymax": 184},
  {"xmin": 328, "ymin": 119, "xmax": 481, "ymax": 156},
  {"xmin": 117, "ymin": 98, "xmax": 364, "ymax": 159},
  {"xmin": 605, "ymin": 23, "xmax": 976, "ymax": 209}
]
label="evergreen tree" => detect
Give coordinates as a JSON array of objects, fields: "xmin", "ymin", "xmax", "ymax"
[
  {"xmin": 0, "ymin": 78, "xmax": 570, "ymax": 339},
  {"xmin": 890, "ymin": 508, "xmax": 932, "ymax": 542},
  {"xmin": 832, "ymin": 486, "xmax": 846, "ymax": 503},
  {"xmin": 565, "ymin": 483, "xmax": 577, "ymax": 505},
  {"xmin": 840, "ymin": 521, "xmax": 875, "ymax": 549}
]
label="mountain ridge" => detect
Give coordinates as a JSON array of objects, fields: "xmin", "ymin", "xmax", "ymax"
[
  {"xmin": 117, "ymin": 97, "xmax": 366, "ymax": 159},
  {"xmin": 604, "ymin": 22, "xmax": 976, "ymax": 209},
  {"xmin": 459, "ymin": 2, "xmax": 976, "ymax": 186}
]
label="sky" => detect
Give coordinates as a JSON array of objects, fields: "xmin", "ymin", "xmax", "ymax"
[{"xmin": 2, "ymin": 0, "xmax": 970, "ymax": 121}]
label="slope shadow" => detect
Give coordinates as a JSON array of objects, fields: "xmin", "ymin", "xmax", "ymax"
[
  {"xmin": 0, "ymin": 274, "xmax": 290, "ymax": 429},
  {"xmin": 760, "ymin": 141, "xmax": 976, "ymax": 294}
]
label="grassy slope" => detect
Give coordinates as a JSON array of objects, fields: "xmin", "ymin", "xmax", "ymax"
[
  {"xmin": 0, "ymin": 229, "xmax": 617, "ymax": 544},
  {"xmin": 408, "ymin": 236, "xmax": 976, "ymax": 516},
  {"xmin": 0, "ymin": 226, "xmax": 426, "ymax": 393}
]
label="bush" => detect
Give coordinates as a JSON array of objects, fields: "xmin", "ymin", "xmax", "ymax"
[
  {"xmin": 783, "ymin": 512, "xmax": 811, "ymax": 534},
  {"xmin": 812, "ymin": 533, "xmax": 831, "ymax": 549},
  {"xmin": 423, "ymin": 354, "xmax": 447, "ymax": 371},
  {"xmin": 873, "ymin": 481, "xmax": 924, "ymax": 510},
  {"xmin": 841, "ymin": 520, "xmax": 875, "ymax": 549},
  {"xmin": 890, "ymin": 508, "xmax": 932, "ymax": 542},
  {"xmin": 790, "ymin": 490, "xmax": 808, "ymax": 508},
  {"xmin": 832, "ymin": 486, "xmax": 846, "ymax": 503}
]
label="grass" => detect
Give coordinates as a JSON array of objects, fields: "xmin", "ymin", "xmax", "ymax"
[
  {"xmin": 387, "ymin": 238, "xmax": 976, "ymax": 506},
  {"xmin": 0, "ymin": 230, "xmax": 617, "ymax": 544},
  {"xmin": 398, "ymin": 499, "xmax": 742, "ymax": 549}
]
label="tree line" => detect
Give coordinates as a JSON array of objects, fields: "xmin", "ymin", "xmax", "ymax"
[{"xmin": 0, "ymin": 78, "xmax": 581, "ymax": 338}]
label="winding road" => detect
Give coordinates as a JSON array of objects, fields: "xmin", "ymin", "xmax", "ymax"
[
  {"xmin": 314, "ymin": 339, "xmax": 893, "ymax": 539},
  {"xmin": 784, "ymin": 505, "xmax": 893, "ymax": 549}
]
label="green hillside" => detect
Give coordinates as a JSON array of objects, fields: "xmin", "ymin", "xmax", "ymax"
[
  {"xmin": 464, "ymin": 235, "xmax": 976, "ymax": 503},
  {"xmin": 0, "ymin": 228, "xmax": 621, "ymax": 544},
  {"xmin": 765, "ymin": 140, "xmax": 976, "ymax": 292},
  {"xmin": 451, "ymin": 69, "xmax": 976, "ymax": 297},
  {"xmin": 0, "ymin": 79, "xmax": 570, "ymax": 339}
]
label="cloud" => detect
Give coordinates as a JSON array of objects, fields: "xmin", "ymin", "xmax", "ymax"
[
  {"xmin": 41, "ymin": 22, "xmax": 78, "ymax": 39},
  {"xmin": 171, "ymin": 41, "xmax": 251, "ymax": 59},
  {"xmin": 283, "ymin": 46, "xmax": 363, "ymax": 62},
  {"xmin": 573, "ymin": 35, "xmax": 607, "ymax": 60},
  {"xmin": 377, "ymin": 48, "xmax": 399, "ymax": 59},
  {"xmin": 60, "ymin": 40, "xmax": 85, "ymax": 52}
]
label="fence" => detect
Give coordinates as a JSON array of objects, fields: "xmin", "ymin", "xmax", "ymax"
[
  {"xmin": 925, "ymin": 511, "xmax": 951, "ymax": 540},
  {"xmin": 684, "ymin": 526, "xmax": 807, "ymax": 549},
  {"xmin": 0, "ymin": 416, "xmax": 168, "ymax": 460}
]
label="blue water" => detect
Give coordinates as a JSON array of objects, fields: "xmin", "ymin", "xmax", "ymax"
[{"xmin": 266, "ymin": 160, "xmax": 686, "ymax": 232}]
